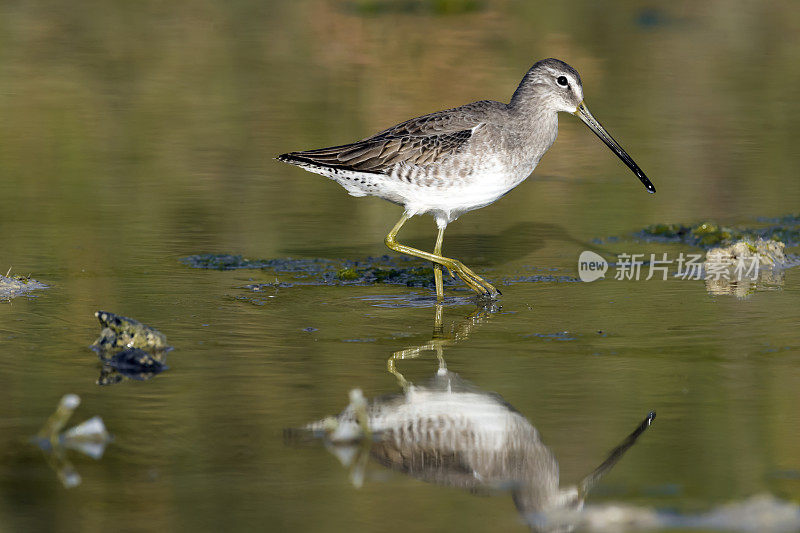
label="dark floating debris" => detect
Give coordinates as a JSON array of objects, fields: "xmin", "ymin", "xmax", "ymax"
[
  {"xmin": 0, "ymin": 272, "xmax": 48, "ymax": 300},
  {"xmin": 91, "ymin": 311, "xmax": 171, "ymax": 385},
  {"xmin": 31, "ymin": 394, "xmax": 112, "ymax": 488}
]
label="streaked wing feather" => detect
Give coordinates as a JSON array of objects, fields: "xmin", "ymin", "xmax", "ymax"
[{"xmin": 278, "ymin": 102, "xmax": 497, "ymax": 173}]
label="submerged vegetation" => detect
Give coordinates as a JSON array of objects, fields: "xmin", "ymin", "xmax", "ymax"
[
  {"xmin": 637, "ymin": 216, "xmax": 800, "ymax": 249},
  {"xmin": 183, "ymin": 253, "xmax": 578, "ymax": 292},
  {"xmin": 183, "ymin": 253, "xmax": 457, "ymax": 288}
]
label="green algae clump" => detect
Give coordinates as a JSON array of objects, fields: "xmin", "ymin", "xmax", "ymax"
[
  {"xmin": 638, "ymin": 216, "xmax": 800, "ymax": 250},
  {"xmin": 640, "ymin": 221, "xmax": 739, "ymax": 248},
  {"xmin": 336, "ymin": 268, "xmax": 361, "ymax": 281},
  {"xmin": 691, "ymin": 223, "xmax": 732, "ymax": 247}
]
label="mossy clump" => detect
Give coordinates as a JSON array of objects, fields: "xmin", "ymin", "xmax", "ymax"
[
  {"xmin": 371, "ymin": 268, "xmax": 402, "ymax": 282},
  {"xmin": 638, "ymin": 216, "xmax": 800, "ymax": 250},
  {"xmin": 400, "ymin": 267, "xmax": 436, "ymax": 286},
  {"xmin": 640, "ymin": 221, "xmax": 740, "ymax": 248},
  {"xmin": 91, "ymin": 311, "xmax": 172, "ymax": 386},
  {"xmin": 93, "ymin": 311, "xmax": 169, "ymax": 352},
  {"xmin": 334, "ymin": 266, "xmax": 439, "ymax": 287},
  {"xmin": 336, "ymin": 268, "xmax": 361, "ymax": 281},
  {"xmin": 692, "ymin": 223, "xmax": 733, "ymax": 247},
  {"xmin": 367, "ymin": 266, "xmax": 437, "ymax": 286}
]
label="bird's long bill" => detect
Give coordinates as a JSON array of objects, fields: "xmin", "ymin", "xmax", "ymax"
[{"xmin": 575, "ymin": 102, "xmax": 656, "ymax": 194}]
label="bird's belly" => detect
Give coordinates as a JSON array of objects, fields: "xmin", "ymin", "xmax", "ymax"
[{"xmin": 395, "ymin": 159, "xmax": 536, "ymax": 223}]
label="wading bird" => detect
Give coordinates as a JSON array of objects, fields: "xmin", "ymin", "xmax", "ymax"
[{"xmin": 278, "ymin": 59, "xmax": 655, "ymax": 299}]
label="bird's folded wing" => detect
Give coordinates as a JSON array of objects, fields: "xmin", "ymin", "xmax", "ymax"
[{"xmin": 279, "ymin": 105, "xmax": 490, "ymax": 173}]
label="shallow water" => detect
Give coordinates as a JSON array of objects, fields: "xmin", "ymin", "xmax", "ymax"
[{"xmin": 1, "ymin": 1, "xmax": 799, "ymax": 532}]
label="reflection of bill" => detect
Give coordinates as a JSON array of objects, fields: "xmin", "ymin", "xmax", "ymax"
[{"xmin": 578, "ymin": 251, "xmax": 608, "ymax": 282}]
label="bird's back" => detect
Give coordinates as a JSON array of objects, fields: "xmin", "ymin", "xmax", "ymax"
[{"xmin": 278, "ymin": 100, "xmax": 509, "ymax": 172}]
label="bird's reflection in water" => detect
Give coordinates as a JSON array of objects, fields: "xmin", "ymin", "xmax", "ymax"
[
  {"xmin": 289, "ymin": 304, "xmax": 655, "ymax": 532},
  {"xmin": 387, "ymin": 302, "xmax": 495, "ymax": 388}
]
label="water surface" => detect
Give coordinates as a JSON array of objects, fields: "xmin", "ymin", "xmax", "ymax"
[{"xmin": 1, "ymin": 1, "xmax": 799, "ymax": 531}]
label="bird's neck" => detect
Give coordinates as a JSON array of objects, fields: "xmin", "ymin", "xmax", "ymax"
[
  {"xmin": 508, "ymin": 83, "xmax": 554, "ymax": 119},
  {"xmin": 507, "ymin": 96, "xmax": 560, "ymax": 157}
]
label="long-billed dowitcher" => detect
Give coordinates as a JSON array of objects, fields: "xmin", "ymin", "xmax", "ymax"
[{"xmin": 278, "ymin": 58, "xmax": 655, "ymax": 299}]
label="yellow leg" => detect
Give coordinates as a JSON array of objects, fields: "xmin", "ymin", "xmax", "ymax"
[
  {"xmin": 384, "ymin": 214, "xmax": 500, "ymax": 298},
  {"xmin": 433, "ymin": 226, "xmax": 445, "ymax": 300}
]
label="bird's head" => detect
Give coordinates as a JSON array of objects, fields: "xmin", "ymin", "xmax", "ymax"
[
  {"xmin": 519, "ymin": 58, "xmax": 585, "ymax": 114},
  {"xmin": 513, "ymin": 58, "xmax": 656, "ymax": 194}
]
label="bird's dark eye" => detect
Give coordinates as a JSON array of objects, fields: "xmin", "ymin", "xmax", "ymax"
[{"xmin": 557, "ymin": 76, "xmax": 569, "ymax": 87}]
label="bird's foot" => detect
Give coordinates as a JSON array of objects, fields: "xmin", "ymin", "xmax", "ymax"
[{"xmin": 446, "ymin": 261, "xmax": 501, "ymax": 299}]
